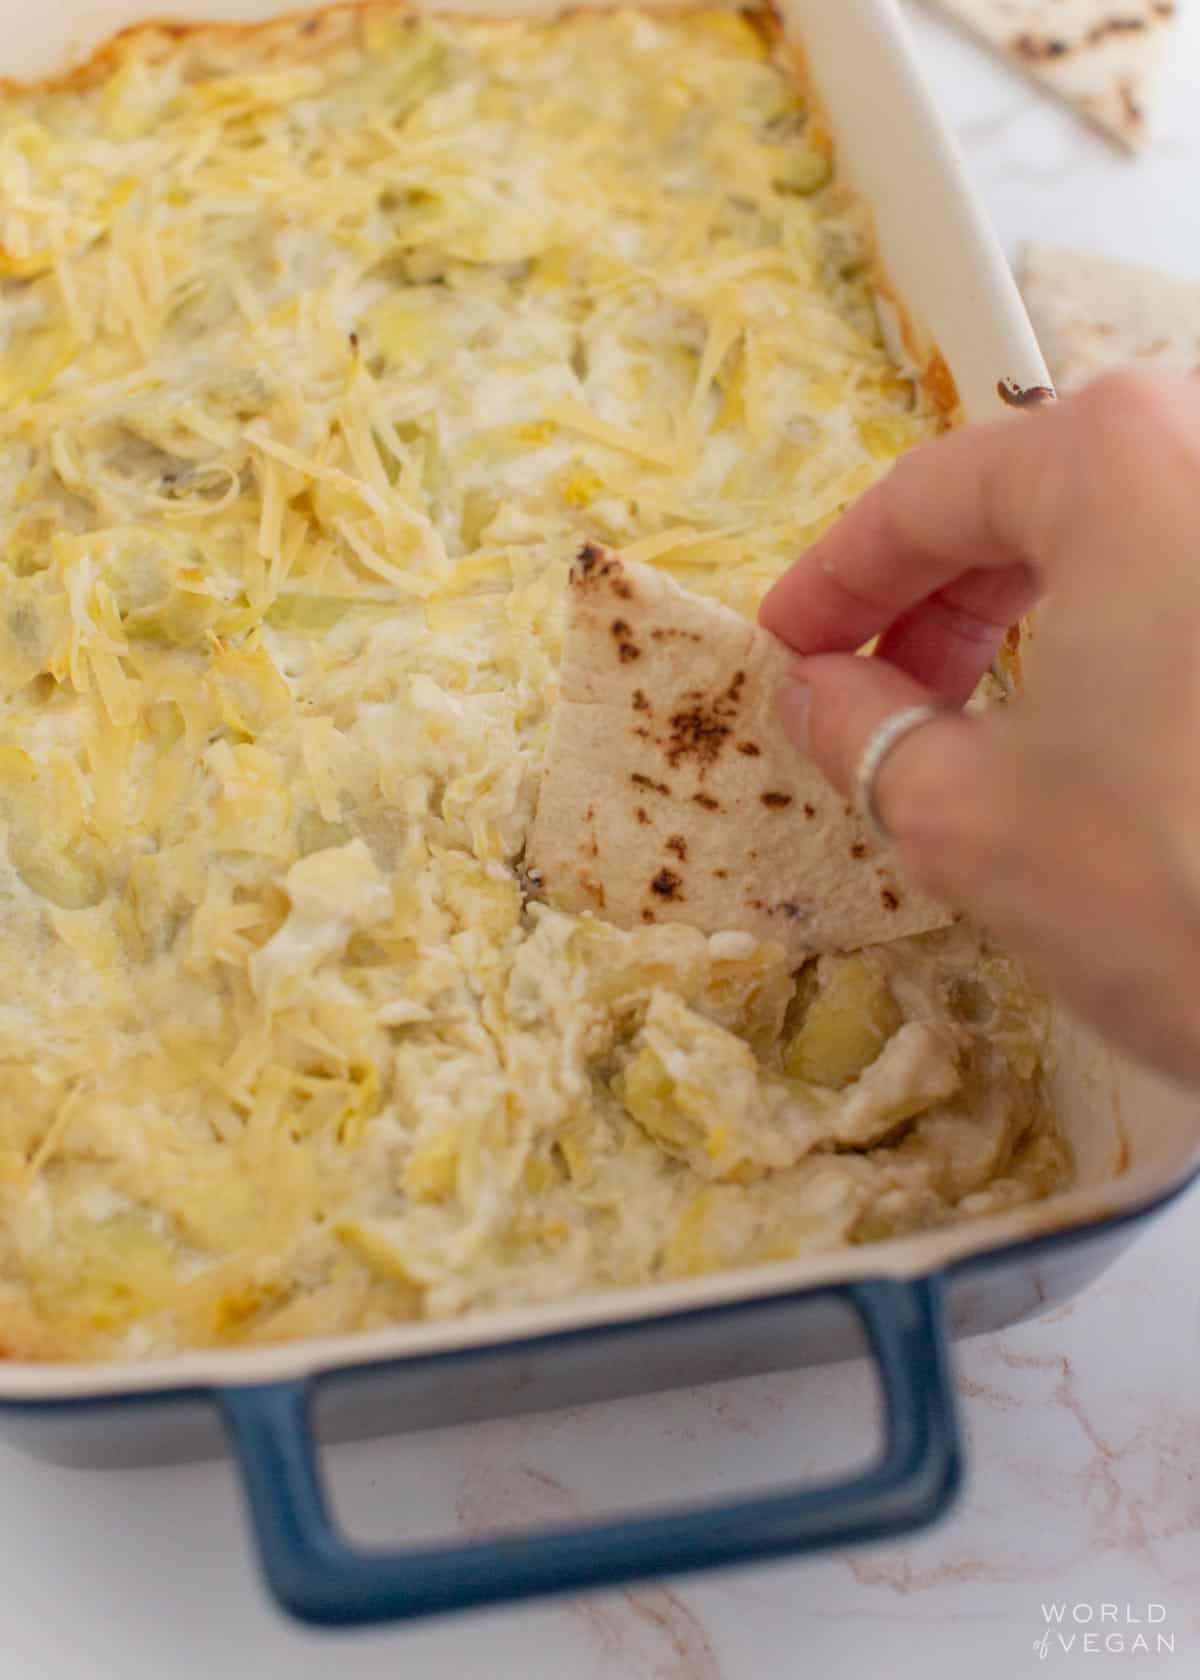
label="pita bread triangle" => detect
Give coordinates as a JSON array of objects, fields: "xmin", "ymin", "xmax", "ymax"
[
  {"xmin": 926, "ymin": 0, "xmax": 1176, "ymax": 149},
  {"xmin": 528, "ymin": 545, "xmax": 953, "ymax": 966},
  {"xmin": 1021, "ymin": 243, "xmax": 1200, "ymax": 388}
]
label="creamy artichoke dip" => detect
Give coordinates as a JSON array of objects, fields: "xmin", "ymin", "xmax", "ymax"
[{"xmin": 0, "ymin": 4, "xmax": 1069, "ymax": 1358}]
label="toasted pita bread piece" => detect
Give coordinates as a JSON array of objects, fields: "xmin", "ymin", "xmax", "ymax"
[
  {"xmin": 927, "ymin": 0, "xmax": 1175, "ymax": 149},
  {"xmin": 1021, "ymin": 243, "xmax": 1200, "ymax": 388},
  {"xmin": 528, "ymin": 547, "xmax": 952, "ymax": 966}
]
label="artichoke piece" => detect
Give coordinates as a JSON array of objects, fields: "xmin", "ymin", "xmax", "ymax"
[
  {"xmin": 265, "ymin": 594, "xmax": 351, "ymax": 632},
  {"xmin": 460, "ymin": 487, "xmax": 500, "ymax": 550},
  {"xmin": 31, "ymin": 1212, "xmax": 178, "ymax": 1342},
  {"xmin": 0, "ymin": 577, "xmax": 60, "ymax": 693},
  {"xmin": 784, "ymin": 954, "xmax": 901, "ymax": 1088},
  {"xmin": 437, "ymin": 851, "xmax": 521, "ymax": 940},
  {"xmin": 950, "ymin": 954, "xmax": 1048, "ymax": 1080},
  {"xmin": 615, "ymin": 1044, "xmax": 693, "ymax": 1156},
  {"xmin": 402, "ymin": 1131, "xmax": 459, "ymax": 1203},
  {"xmin": 0, "ymin": 323, "xmax": 77, "ymax": 405},
  {"xmin": 8, "ymin": 825, "xmax": 106, "ymax": 910},
  {"xmin": 101, "ymin": 538, "xmax": 221, "ymax": 648},
  {"xmin": 773, "ymin": 146, "xmax": 832, "ymax": 196}
]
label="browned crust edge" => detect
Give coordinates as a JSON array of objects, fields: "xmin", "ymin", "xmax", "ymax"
[
  {"xmin": 772, "ymin": 14, "xmax": 961, "ymax": 431},
  {"xmin": 0, "ymin": 0, "xmax": 712, "ymax": 97},
  {"xmin": 0, "ymin": 0, "xmax": 354, "ymax": 95}
]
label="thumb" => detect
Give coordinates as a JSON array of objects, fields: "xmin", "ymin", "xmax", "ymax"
[{"xmin": 776, "ymin": 651, "xmax": 1001, "ymax": 903}]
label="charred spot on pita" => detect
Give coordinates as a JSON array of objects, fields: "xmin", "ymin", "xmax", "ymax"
[
  {"xmin": 573, "ymin": 542, "xmax": 633, "ymax": 595},
  {"xmin": 666, "ymin": 707, "xmax": 731, "ymax": 771},
  {"xmin": 663, "ymin": 669, "xmax": 747, "ymax": 774},
  {"xmin": 1119, "ymin": 80, "xmax": 1142, "ymax": 125},
  {"xmin": 610, "ymin": 618, "xmax": 642, "ymax": 662},
  {"xmin": 1013, "ymin": 31, "xmax": 1069, "ymax": 59},
  {"xmin": 761, "ymin": 791, "xmax": 792, "ymax": 808},
  {"xmin": 1087, "ymin": 15, "xmax": 1149, "ymax": 43},
  {"xmin": 650, "ymin": 868, "xmax": 683, "ymax": 900}
]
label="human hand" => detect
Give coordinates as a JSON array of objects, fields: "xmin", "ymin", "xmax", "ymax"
[{"xmin": 760, "ymin": 370, "xmax": 1200, "ymax": 1085}]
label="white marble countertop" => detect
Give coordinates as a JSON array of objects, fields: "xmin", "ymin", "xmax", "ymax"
[{"xmin": 2, "ymin": 6, "xmax": 1199, "ymax": 1676}]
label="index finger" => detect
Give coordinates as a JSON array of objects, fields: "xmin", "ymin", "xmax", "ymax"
[{"xmin": 759, "ymin": 402, "xmax": 1057, "ymax": 655}]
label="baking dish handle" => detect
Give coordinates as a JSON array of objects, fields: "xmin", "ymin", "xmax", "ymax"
[{"xmin": 220, "ymin": 1275, "xmax": 960, "ymax": 1627}]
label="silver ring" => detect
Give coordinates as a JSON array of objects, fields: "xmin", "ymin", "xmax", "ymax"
[{"xmin": 855, "ymin": 704, "xmax": 943, "ymax": 847}]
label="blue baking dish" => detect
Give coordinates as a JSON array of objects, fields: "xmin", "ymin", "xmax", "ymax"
[
  {"xmin": 0, "ymin": 1186, "xmax": 1196, "ymax": 1627},
  {"xmin": 0, "ymin": 0, "xmax": 1197, "ymax": 1631}
]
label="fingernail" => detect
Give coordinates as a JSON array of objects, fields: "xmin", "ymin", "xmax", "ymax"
[{"xmin": 778, "ymin": 678, "xmax": 813, "ymax": 757}]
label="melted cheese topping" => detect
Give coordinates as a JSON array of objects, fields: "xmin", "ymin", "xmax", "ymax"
[{"xmin": 0, "ymin": 5, "xmax": 1068, "ymax": 1359}]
